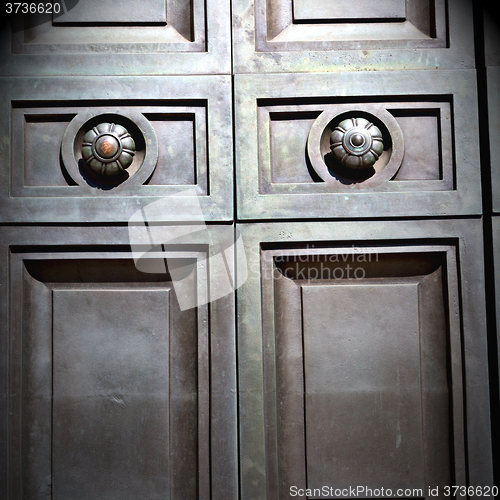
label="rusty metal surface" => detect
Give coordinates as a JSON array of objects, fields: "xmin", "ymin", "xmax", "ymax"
[{"xmin": 271, "ymin": 259, "xmax": 455, "ymax": 496}]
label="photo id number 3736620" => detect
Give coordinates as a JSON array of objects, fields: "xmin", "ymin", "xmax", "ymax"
[
  {"xmin": 6, "ymin": 2, "xmax": 61, "ymax": 14},
  {"xmin": 442, "ymin": 486, "xmax": 498, "ymax": 497}
]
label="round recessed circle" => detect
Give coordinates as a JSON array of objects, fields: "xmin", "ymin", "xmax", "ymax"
[{"xmin": 306, "ymin": 105, "xmax": 404, "ymax": 188}]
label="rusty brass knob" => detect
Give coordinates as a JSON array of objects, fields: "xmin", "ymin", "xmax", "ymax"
[
  {"xmin": 330, "ymin": 117, "xmax": 384, "ymax": 169},
  {"xmin": 82, "ymin": 123, "xmax": 136, "ymax": 176}
]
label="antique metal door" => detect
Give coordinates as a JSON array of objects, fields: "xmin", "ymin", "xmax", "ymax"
[
  {"xmin": 0, "ymin": 2, "xmax": 238, "ymax": 499},
  {"xmin": 233, "ymin": 0, "xmax": 496, "ymax": 498},
  {"xmin": 0, "ymin": 1, "xmax": 497, "ymax": 499}
]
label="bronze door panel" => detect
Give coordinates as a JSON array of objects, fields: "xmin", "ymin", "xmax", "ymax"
[
  {"xmin": 0, "ymin": 0, "xmax": 231, "ymax": 76},
  {"xmin": 235, "ymin": 71, "xmax": 480, "ymax": 219},
  {"xmin": 232, "ymin": 0, "xmax": 474, "ymax": 73},
  {"xmin": 237, "ymin": 219, "xmax": 493, "ymax": 499},
  {"xmin": 0, "ymin": 2, "xmax": 496, "ymax": 499},
  {"xmin": 0, "ymin": 226, "xmax": 238, "ymax": 500},
  {"xmin": 0, "ymin": 76, "xmax": 233, "ymax": 223}
]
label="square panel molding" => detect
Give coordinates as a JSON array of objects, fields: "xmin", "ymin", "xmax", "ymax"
[
  {"xmin": 235, "ymin": 70, "xmax": 481, "ymax": 219},
  {"xmin": 0, "ymin": 75, "xmax": 233, "ymax": 222},
  {"xmin": 236, "ymin": 219, "xmax": 493, "ymax": 500},
  {"xmin": 232, "ymin": 0, "xmax": 475, "ymax": 73},
  {"xmin": 0, "ymin": 0, "xmax": 231, "ymax": 76}
]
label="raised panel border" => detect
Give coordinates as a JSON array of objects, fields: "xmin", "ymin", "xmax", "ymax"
[
  {"xmin": 235, "ymin": 70, "xmax": 481, "ymax": 219},
  {"xmin": 236, "ymin": 219, "xmax": 493, "ymax": 500}
]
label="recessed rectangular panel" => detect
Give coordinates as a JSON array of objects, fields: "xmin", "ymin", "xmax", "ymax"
[
  {"xmin": 262, "ymin": 0, "xmax": 443, "ymax": 48},
  {"xmin": 488, "ymin": 67, "xmax": 500, "ymax": 212},
  {"xmin": 293, "ymin": 0, "xmax": 406, "ymax": 21},
  {"xmin": 53, "ymin": 0, "xmax": 167, "ymax": 24},
  {"xmin": 17, "ymin": 0, "xmax": 195, "ymax": 51},
  {"xmin": 147, "ymin": 115, "xmax": 197, "ymax": 186},
  {"xmin": 256, "ymin": 98, "xmax": 453, "ymax": 195},
  {"xmin": 12, "ymin": 105, "xmax": 207, "ymax": 196},
  {"xmin": 23, "ymin": 114, "xmax": 75, "ymax": 187},
  {"xmin": 267, "ymin": 249, "xmax": 458, "ymax": 498},
  {"xmin": 392, "ymin": 113, "xmax": 441, "ymax": 180},
  {"xmin": 494, "ymin": 217, "xmax": 500, "ymax": 386},
  {"xmin": 302, "ymin": 283, "xmax": 424, "ymax": 490},
  {"xmin": 52, "ymin": 288, "xmax": 170, "ymax": 499},
  {"xmin": 270, "ymin": 113, "xmax": 317, "ymax": 184}
]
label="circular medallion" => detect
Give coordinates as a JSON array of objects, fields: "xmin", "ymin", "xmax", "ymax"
[
  {"xmin": 82, "ymin": 123, "xmax": 136, "ymax": 177},
  {"xmin": 61, "ymin": 110, "xmax": 159, "ymax": 191},
  {"xmin": 306, "ymin": 105, "xmax": 404, "ymax": 188},
  {"xmin": 330, "ymin": 117, "xmax": 384, "ymax": 170}
]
